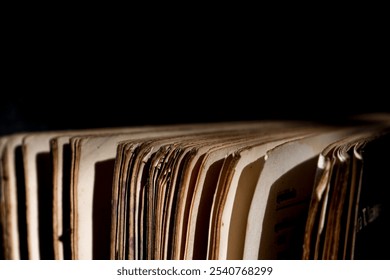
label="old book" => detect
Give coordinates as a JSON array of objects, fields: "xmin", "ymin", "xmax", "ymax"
[{"xmin": 0, "ymin": 115, "xmax": 389, "ymax": 260}]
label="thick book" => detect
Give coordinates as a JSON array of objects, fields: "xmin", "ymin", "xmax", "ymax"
[{"xmin": 1, "ymin": 115, "xmax": 389, "ymax": 260}]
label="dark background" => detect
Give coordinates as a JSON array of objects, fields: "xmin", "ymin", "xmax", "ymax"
[
  {"xmin": 2, "ymin": 19, "xmax": 388, "ymax": 135},
  {"xmin": 1, "ymin": 62, "xmax": 388, "ymax": 136},
  {"xmin": 1, "ymin": 79, "xmax": 388, "ymax": 136}
]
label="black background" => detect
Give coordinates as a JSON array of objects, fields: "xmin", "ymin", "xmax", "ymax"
[
  {"xmin": 1, "ymin": 69, "xmax": 388, "ymax": 136},
  {"xmin": 2, "ymin": 21, "xmax": 388, "ymax": 135},
  {"xmin": 1, "ymin": 83, "xmax": 388, "ymax": 136}
]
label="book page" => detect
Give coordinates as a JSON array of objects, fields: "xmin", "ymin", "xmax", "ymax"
[
  {"xmin": 207, "ymin": 152, "xmax": 237, "ymax": 260},
  {"xmin": 321, "ymin": 146, "xmax": 351, "ymax": 259},
  {"xmin": 302, "ymin": 125, "xmax": 388, "ymax": 259},
  {"xmin": 1, "ymin": 134, "xmax": 27, "ymax": 260},
  {"xmin": 346, "ymin": 143, "xmax": 364, "ymax": 259},
  {"xmin": 351, "ymin": 130, "xmax": 390, "ymax": 259},
  {"xmin": 211, "ymin": 131, "xmax": 311, "ymax": 260},
  {"xmin": 171, "ymin": 143, "xmax": 211, "ymax": 259},
  {"xmin": 184, "ymin": 136, "xmax": 265, "ymax": 259},
  {"xmin": 110, "ymin": 141, "xmax": 141, "ymax": 260},
  {"xmin": 22, "ymin": 132, "xmax": 67, "ymax": 260},
  {"xmin": 0, "ymin": 136, "xmax": 6, "ymax": 260},
  {"xmin": 50, "ymin": 135, "xmax": 72, "ymax": 260},
  {"xmin": 302, "ymin": 144, "xmax": 337, "ymax": 259},
  {"xmin": 243, "ymin": 128, "xmax": 352, "ymax": 259}
]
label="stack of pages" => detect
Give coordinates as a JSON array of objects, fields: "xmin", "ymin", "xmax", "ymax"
[{"xmin": 1, "ymin": 115, "xmax": 389, "ymax": 260}]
